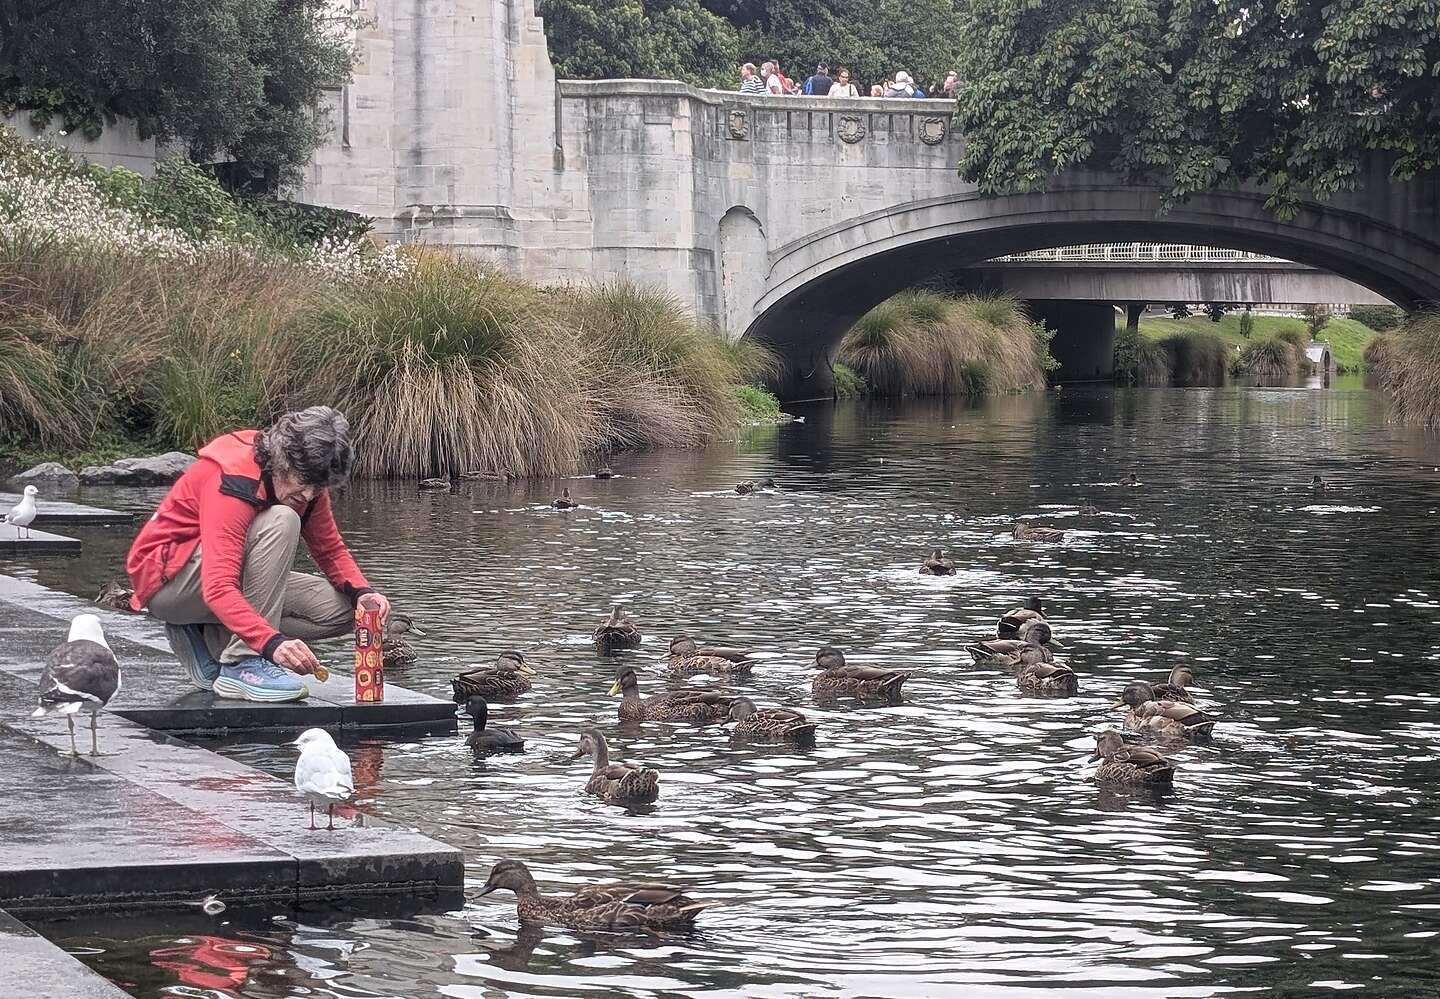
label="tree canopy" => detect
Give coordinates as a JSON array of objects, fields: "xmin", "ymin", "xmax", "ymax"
[
  {"xmin": 0, "ymin": 0, "xmax": 352, "ymax": 191},
  {"xmin": 952, "ymin": 0, "xmax": 1440, "ymax": 216},
  {"xmin": 542, "ymin": 0, "xmax": 965, "ymax": 94},
  {"xmin": 539, "ymin": 0, "xmax": 740, "ymax": 89}
]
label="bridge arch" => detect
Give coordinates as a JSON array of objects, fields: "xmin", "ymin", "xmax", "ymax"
[{"xmin": 748, "ymin": 177, "xmax": 1440, "ymax": 396}]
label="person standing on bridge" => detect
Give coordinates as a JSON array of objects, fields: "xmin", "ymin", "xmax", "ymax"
[
  {"xmin": 126, "ymin": 406, "xmax": 393, "ymax": 703},
  {"xmin": 803, "ymin": 63, "xmax": 833, "ymax": 96},
  {"xmin": 761, "ymin": 61, "xmax": 784, "ymax": 95},
  {"xmin": 739, "ymin": 63, "xmax": 764, "ymax": 95},
  {"xmin": 828, "ymin": 68, "xmax": 859, "ymax": 99}
]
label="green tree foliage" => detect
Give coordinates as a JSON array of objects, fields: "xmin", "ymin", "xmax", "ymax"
[
  {"xmin": 1239, "ymin": 309, "xmax": 1255, "ymax": 339},
  {"xmin": 538, "ymin": 0, "xmax": 739, "ymax": 88},
  {"xmin": 0, "ymin": 0, "xmax": 352, "ymax": 190},
  {"xmin": 1346, "ymin": 304, "xmax": 1404, "ymax": 331},
  {"xmin": 546, "ymin": 0, "xmax": 965, "ymax": 94},
  {"xmin": 1301, "ymin": 304, "xmax": 1332, "ymax": 339},
  {"xmin": 952, "ymin": 0, "xmax": 1440, "ymax": 216}
]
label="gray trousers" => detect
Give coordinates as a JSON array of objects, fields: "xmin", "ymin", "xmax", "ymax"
[{"xmin": 147, "ymin": 505, "xmax": 353, "ymax": 663}]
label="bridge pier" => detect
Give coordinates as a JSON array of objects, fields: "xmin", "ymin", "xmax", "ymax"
[{"xmin": 1027, "ymin": 301, "xmax": 1117, "ymax": 382}]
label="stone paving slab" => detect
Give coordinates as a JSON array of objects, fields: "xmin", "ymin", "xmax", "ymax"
[
  {"xmin": 0, "ymin": 675, "xmax": 464, "ymax": 916},
  {"xmin": 0, "ymin": 910, "xmax": 133, "ymax": 999},
  {"xmin": 0, "ymin": 575, "xmax": 457, "ymax": 733},
  {"xmin": 0, "ymin": 492, "xmax": 135, "ymax": 525},
  {"xmin": 0, "ymin": 523, "xmax": 81, "ymax": 553}
]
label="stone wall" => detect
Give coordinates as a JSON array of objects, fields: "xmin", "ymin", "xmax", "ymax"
[{"xmin": 4, "ymin": 113, "xmax": 165, "ymax": 175}]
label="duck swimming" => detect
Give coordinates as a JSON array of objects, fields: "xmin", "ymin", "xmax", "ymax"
[
  {"xmin": 920, "ymin": 549, "xmax": 956, "ymax": 575},
  {"xmin": 476, "ymin": 859, "xmax": 715, "ymax": 931},
  {"xmin": 463, "ymin": 695, "xmax": 525, "ymax": 755},
  {"xmin": 570, "ymin": 729, "xmax": 659, "ymax": 804},
  {"xmin": 967, "ymin": 619, "xmax": 1060, "ymax": 669},
  {"xmin": 593, "ymin": 605, "xmax": 642, "ymax": 653},
  {"xmin": 727, "ymin": 697, "xmax": 817, "ymax": 746},
  {"xmin": 1012, "ymin": 520, "xmax": 1066, "ymax": 543},
  {"xmin": 419, "ymin": 478, "xmax": 449, "ymax": 490},
  {"xmin": 1090, "ymin": 730, "xmax": 1174, "ymax": 790},
  {"xmin": 451, "ymin": 651, "xmax": 534, "ymax": 702},
  {"xmin": 1151, "ymin": 666, "xmax": 1195, "ymax": 704},
  {"xmin": 553, "ymin": 488, "xmax": 579, "ymax": 510},
  {"xmin": 811, "ymin": 647, "xmax": 908, "ymax": 703},
  {"xmin": 610, "ymin": 666, "xmax": 738, "ymax": 723},
  {"xmin": 996, "ymin": 596, "xmax": 1045, "ymax": 638},
  {"xmin": 1017, "ymin": 659, "xmax": 1079, "ymax": 696},
  {"xmin": 1116, "ymin": 682, "xmax": 1215, "ymax": 742},
  {"xmin": 666, "ymin": 636, "xmax": 753, "ymax": 678}
]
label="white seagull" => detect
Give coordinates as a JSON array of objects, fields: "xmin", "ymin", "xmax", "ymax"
[
  {"xmin": 31, "ymin": 614, "xmax": 122, "ymax": 756},
  {"xmin": 292, "ymin": 728, "xmax": 354, "ymax": 830},
  {"xmin": 4, "ymin": 485, "xmax": 38, "ymax": 539}
]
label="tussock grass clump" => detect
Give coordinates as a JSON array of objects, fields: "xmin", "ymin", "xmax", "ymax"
[
  {"xmin": 1362, "ymin": 333, "xmax": 1394, "ymax": 373},
  {"xmin": 838, "ymin": 292, "xmax": 1046, "ymax": 397},
  {"xmin": 1236, "ymin": 338, "xmax": 1300, "ymax": 385},
  {"xmin": 832, "ymin": 362, "xmax": 867, "ymax": 399},
  {"xmin": 1114, "ymin": 327, "xmax": 1170, "ymax": 384},
  {"xmin": 1370, "ymin": 313, "xmax": 1440, "ymax": 425},
  {"xmin": 1159, "ymin": 331, "xmax": 1228, "ymax": 386}
]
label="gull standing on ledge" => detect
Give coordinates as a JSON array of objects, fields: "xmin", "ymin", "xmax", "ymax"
[
  {"xmin": 293, "ymin": 728, "xmax": 354, "ymax": 830},
  {"xmin": 31, "ymin": 614, "xmax": 121, "ymax": 756},
  {"xmin": 4, "ymin": 485, "xmax": 38, "ymax": 539}
]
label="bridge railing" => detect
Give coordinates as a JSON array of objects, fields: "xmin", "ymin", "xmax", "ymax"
[{"xmin": 992, "ymin": 243, "xmax": 1288, "ymax": 263}]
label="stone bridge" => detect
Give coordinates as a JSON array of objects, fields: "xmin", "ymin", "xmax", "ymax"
[{"xmin": 302, "ymin": 0, "xmax": 1440, "ymax": 395}]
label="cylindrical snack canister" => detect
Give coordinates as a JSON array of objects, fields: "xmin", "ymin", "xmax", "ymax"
[{"xmin": 354, "ymin": 604, "xmax": 385, "ymax": 703}]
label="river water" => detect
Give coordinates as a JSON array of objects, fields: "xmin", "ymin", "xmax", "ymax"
[{"xmin": 23, "ymin": 383, "xmax": 1440, "ymax": 998}]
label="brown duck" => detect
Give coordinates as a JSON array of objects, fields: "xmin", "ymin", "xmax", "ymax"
[
  {"xmin": 570, "ymin": 730, "xmax": 659, "ymax": 804},
  {"xmin": 1013, "ymin": 520, "xmax": 1066, "ymax": 543},
  {"xmin": 1017, "ymin": 660, "xmax": 1079, "ymax": 696},
  {"xmin": 996, "ymin": 596, "xmax": 1045, "ymax": 638},
  {"xmin": 811, "ymin": 647, "xmax": 907, "ymax": 703},
  {"xmin": 477, "ymin": 859, "xmax": 715, "ymax": 931},
  {"xmin": 727, "ymin": 697, "xmax": 818, "ymax": 746},
  {"xmin": 966, "ymin": 619, "xmax": 1060, "ymax": 669},
  {"xmin": 451, "ymin": 651, "xmax": 534, "ymax": 702},
  {"xmin": 609, "ymin": 666, "xmax": 737, "ymax": 723},
  {"xmin": 1116, "ymin": 682, "xmax": 1215, "ymax": 742},
  {"xmin": 1150, "ymin": 666, "xmax": 1196, "ymax": 703},
  {"xmin": 593, "ymin": 605, "xmax": 642, "ymax": 653},
  {"xmin": 920, "ymin": 549, "xmax": 956, "ymax": 575},
  {"xmin": 1091, "ymin": 730, "xmax": 1175, "ymax": 790},
  {"xmin": 666, "ymin": 637, "xmax": 753, "ymax": 678}
]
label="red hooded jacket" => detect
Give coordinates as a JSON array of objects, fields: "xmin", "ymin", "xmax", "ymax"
[{"xmin": 126, "ymin": 430, "xmax": 371, "ymax": 660}]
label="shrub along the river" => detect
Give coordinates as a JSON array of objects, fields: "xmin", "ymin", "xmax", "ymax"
[
  {"xmin": 837, "ymin": 292, "xmax": 1049, "ymax": 397},
  {"xmin": 1159, "ymin": 331, "xmax": 1229, "ymax": 386},
  {"xmin": 1113, "ymin": 327, "xmax": 1170, "ymax": 385},
  {"xmin": 1366, "ymin": 313, "xmax": 1440, "ymax": 426}
]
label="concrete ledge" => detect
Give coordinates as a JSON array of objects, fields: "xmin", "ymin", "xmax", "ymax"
[
  {"xmin": 0, "ymin": 493, "xmax": 135, "ymax": 525},
  {"xmin": 0, "ymin": 524, "xmax": 80, "ymax": 553},
  {"xmin": 0, "ymin": 575, "xmax": 457, "ymax": 733},
  {"xmin": 0, "ymin": 910, "xmax": 133, "ymax": 998}
]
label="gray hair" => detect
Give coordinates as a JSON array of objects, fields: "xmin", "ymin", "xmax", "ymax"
[
  {"xmin": 254, "ymin": 406, "xmax": 354, "ymax": 487},
  {"xmin": 743, "ymin": 62, "xmax": 756, "ymax": 74}
]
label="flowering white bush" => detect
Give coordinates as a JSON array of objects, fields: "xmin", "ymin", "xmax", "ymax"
[{"xmin": 0, "ymin": 131, "xmax": 414, "ymax": 283}]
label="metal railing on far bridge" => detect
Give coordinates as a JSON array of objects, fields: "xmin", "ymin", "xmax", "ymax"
[{"xmin": 992, "ymin": 243, "xmax": 1289, "ymax": 263}]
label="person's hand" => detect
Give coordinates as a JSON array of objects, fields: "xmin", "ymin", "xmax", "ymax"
[
  {"xmin": 273, "ymin": 639, "xmax": 322, "ymax": 675},
  {"xmin": 359, "ymin": 592, "xmax": 392, "ymax": 625}
]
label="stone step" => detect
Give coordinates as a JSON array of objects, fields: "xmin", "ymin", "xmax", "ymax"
[
  {"xmin": 0, "ymin": 524, "xmax": 80, "ymax": 553},
  {"xmin": 0, "ymin": 492, "xmax": 135, "ymax": 525},
  {"xmin": 0, "ymin": 909, "xmax": 133, "ymax": 998},
  {"xmin": 0, "ymin": 575, "xmax": 458, "ymax": 733}
]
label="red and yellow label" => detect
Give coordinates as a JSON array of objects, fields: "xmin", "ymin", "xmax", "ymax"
[{"xmin": 354, "ymin": 606, "xmax": 385, "ymax": 703}]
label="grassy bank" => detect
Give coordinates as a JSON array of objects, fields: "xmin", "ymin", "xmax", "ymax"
[
  {"xmin": 1137, "ymin": 313, "xmax": 1379, "ymax": 372},
  {"xmin": 837, "ymin": 292, "xmax": 1052, "ymax": 397},
  {"xmin": 0, "ymin": 127, "xmax": 773, "ymax": 478},
  {"xmin": 1365, "ymin": 313, "xmax": 1440, "ymax": 425}
]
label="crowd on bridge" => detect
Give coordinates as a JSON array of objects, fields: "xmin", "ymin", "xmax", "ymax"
[{"xmin": 738, "ymin": 61, "xmax": 956, "ymax": 100}]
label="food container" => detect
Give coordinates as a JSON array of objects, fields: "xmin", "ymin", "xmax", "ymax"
[{"xmin": 354, "ymin": 604, "xmax": 385, "ymax": 703}]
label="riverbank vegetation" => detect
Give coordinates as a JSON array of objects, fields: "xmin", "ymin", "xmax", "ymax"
[
  {"xmin": 1366, "ymin": 313, "xmax": 1440, "ymax": 426},
  {"xmin": 836, "ymin": 292, "xmax": 1052, "ymax": 398},
  {"xmin": 1234, "ymin": 330, "xmax": 1314, "ymax": 385},
  {"xmin": 1138, "ymin": 313, "xmax": 1378, "ymax": 373},
  {"xmin": 0, "ymin": 128, "xmax": 777, "ymax": 478}
]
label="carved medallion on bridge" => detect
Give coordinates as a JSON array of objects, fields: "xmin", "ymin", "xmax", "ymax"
[
  {"xmin": 837, "ymin": 115, "xmax": 867, "ymax": 144},
  {"xmin": 919, "ymin": 116, "xmax": 949, "ymax": 146},
  {"xmin": 726, "ymin": 107, "xmax": 749, "ymax": 140}
]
